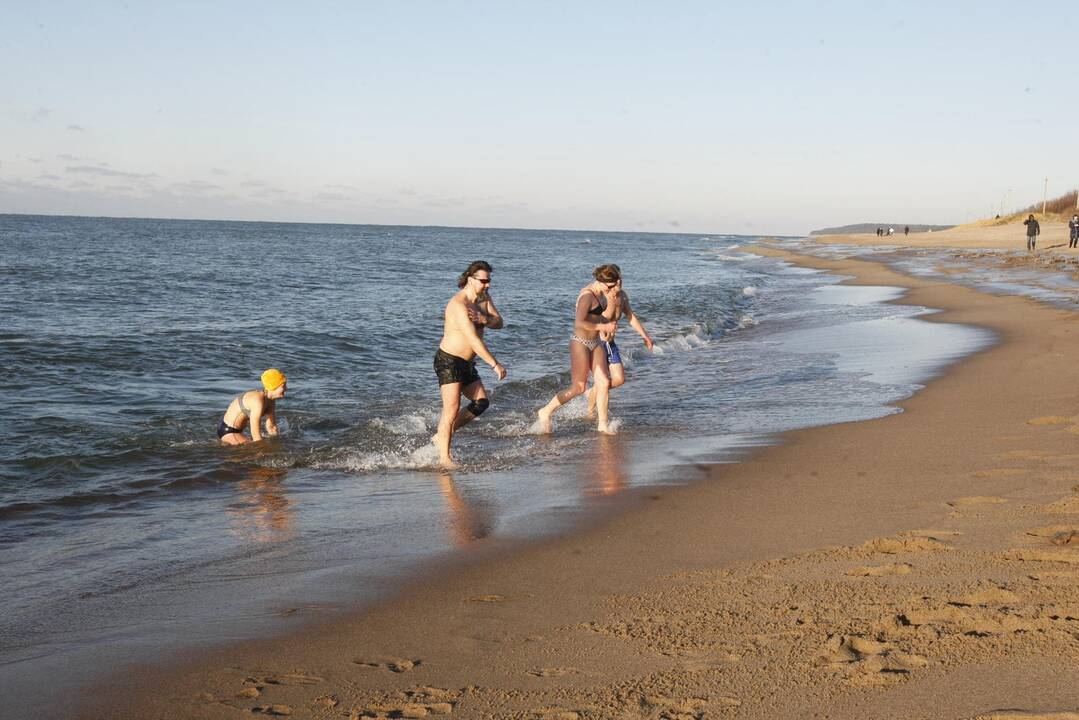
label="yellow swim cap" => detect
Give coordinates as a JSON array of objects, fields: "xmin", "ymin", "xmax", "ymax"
[{"xmin": 261, "ymin": 368, "xmax": 286, "ymax": 391}]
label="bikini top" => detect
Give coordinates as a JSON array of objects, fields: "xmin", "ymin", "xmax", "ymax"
[
  {"xmin": 580, "ymin": 291, "xmax": 607, "ymax": 316},
  {"xmin": 233, "ymin": 390, "xmax": 265, "ymax": 418}
]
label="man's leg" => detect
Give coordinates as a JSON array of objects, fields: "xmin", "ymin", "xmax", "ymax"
[
  {"xmin": 435, "ymin": 382, "xmax": 463, "ymax": 468},
  {"xmin": 453, "ymin": 381, "xmax": 488, "ymax": 431}
]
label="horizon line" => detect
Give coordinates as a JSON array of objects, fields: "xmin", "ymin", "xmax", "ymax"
[{"xmin": 0, "ymin": 211, "xmax": 802, "ymax": 239}]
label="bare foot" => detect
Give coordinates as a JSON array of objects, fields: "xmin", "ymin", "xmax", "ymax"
[
  {"xmin": 597, "ymin": 423, "xmax": 616, "ymax": 435},
  {"xmin": 536, "ymin": 407, "xmax": 553, "ymax": 434},
  {"xmin": 433, "ymin": 431, "xmax": 458, "ymax": 468}
]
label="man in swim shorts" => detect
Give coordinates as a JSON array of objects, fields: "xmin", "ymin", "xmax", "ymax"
[{"xmin": 433, "ymin": 260, "xmax": 506, "ymax": 468}]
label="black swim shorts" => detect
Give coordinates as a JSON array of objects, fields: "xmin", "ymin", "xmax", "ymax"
[{"xmin": 434, "ymin": 348, "xmax": 481, "ymax": 387}]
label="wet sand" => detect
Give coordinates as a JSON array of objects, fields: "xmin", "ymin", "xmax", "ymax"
[{"xmin": 77, "ymin": 247, "xmax": 1079, "ymax": 719}]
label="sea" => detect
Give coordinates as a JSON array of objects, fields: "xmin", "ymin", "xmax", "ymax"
[{"xmin": 0, "ymin": 215, "xmax": 1001, "ymax": 711}]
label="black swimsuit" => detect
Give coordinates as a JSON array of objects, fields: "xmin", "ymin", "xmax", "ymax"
[{"xmin": 434, "ymin": 348, "xmax": 482, "ymax": 387}]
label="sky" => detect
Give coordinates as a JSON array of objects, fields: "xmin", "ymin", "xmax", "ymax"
[{"xmin": 2, "ymin": 1, "xmax": 1076, "ymax": 235}]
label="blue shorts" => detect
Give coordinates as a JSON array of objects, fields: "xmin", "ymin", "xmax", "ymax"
[{"xmin": 604, "ymin": 340, "xmax": 622, "ymax": 365}]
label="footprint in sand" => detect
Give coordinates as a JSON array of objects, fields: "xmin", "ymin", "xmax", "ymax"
[
  {"xmin": 467, "ymin": 594, "xmax": 505, "ymax": 603},
  {"xmin": 968, "ymin": 713, "xmax": 1079, "ymax": 720},
  {"xmin": 898, "ymin": 604, "xmax": 1035, "ymax": 636},
  {"xmin": 532, "ymin": 710, "xmax": 581, "ymax": 720},
  {"xmin": 262, "ymin": 673, "xmax": 324, "ymax": 686},
  {"xmin": 359, "ymin": 701, "xmax": 439, "ymax": 717},
  {"xmin": 642, "ymin": 694, "xmax": 742, "ymax": 715},
  {"xmin": 1027, "ymin": 416, "xmax": 1073, "ymax": 426},
  {"xmin": 1024, "ymin": 525, "xmax": 1079, "ymax": 545},
  {"xmin": 948, "ymin": 496, "xmax": 1008, "ymax": 507},
  {"xmin": 817, "ymin": 634, "xmax": 927, "ymax": 682},
  {"xmin": 1003, "ymin": 548, "xmax": 1079, "ymax": 564},
  {"xmin": 251, "ymin": 705, "xmax": 293, "ymax": 716},
  {"xmin": 862, "ymin": 535, "xmax": 952, "ymax": 554},
  {"xmin": 847, "ymin": 562, "xmax": 914, "ymax": 577},
  {"xmin": 354, "ymin": 657, "xmax": 422, "ymax": 673},
  {"xmin": 527, "ymin": 667, "xmax": 579, "ymax": 677}
]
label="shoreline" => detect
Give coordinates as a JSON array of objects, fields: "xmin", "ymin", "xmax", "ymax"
[{"xmin": 79, "ymin": 248, "xmax": 1079, "ymax": 719}]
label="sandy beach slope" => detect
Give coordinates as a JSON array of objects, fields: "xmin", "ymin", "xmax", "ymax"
[
  {"xmin": 816, "ymin": 220, "xmax": 1075, "ymax": 251},
  {"xmin": 78, "ymin": 248, "xmax": 1079, "ymax": 720}
]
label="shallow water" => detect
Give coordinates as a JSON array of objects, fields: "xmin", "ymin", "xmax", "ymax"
[{"xmin": 0, "ymin": 216, "xmax": 993, "ymax": 709}]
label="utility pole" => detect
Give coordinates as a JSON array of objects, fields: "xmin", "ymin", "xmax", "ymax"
[
  {"xmin": 1043, "ymin": 177, "xmax": 1048, "ymax": 214},
  {"xmin": 1006, "ymin": 188, "xmax": 1012, "ymax": 215},
  {"xmin": 1075, "ymin": 187, "xmax": 1078, "ymax": 210}
]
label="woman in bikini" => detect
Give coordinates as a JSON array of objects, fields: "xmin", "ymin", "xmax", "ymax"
[
  {"xmin": 587, "ymin": 273, "xmax": 654, "ymax": 416},
  {"xmin": 218, "ymin": 368, "xmax": 288, "ymax": 445},
  {"xmin": 536, "ymin": 264, "xmax": 619, "ymax": 434}
]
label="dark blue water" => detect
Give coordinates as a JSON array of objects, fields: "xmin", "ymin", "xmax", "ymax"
[{"xmin": 0, "ymin": 215, "xmax": 992, "ymax": 710}]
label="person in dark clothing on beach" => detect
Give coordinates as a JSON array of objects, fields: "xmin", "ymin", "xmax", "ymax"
[
  {"xmin": 1069, "ymin": 214, "xmax": 1079, "ymax": 249},
  {"xmin": 904, "ymin": 225, "xmax": 910, "ymax": 236},
  {"xmin": 1024, "ymin": 214, "xmax": 1040, "ymax": 251}
]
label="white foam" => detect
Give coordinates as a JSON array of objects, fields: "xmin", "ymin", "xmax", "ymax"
[
  {"xmin": 369, "ymin": 414, "xmax": 430, "ymax": 435},
  {"xmin": 737, "ymin": 314, "xmax": 758, "ymax": 329},
  {"xmin": 742, "ymin": 286, "xmax": 758, "ymax": 297}
]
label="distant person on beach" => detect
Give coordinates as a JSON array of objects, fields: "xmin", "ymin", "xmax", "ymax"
[
  {"xmin": 218, "ymin": 369, "xmax": 287, "ymax": 444},
  {"xmin": 888, "ymin": 226, "xmax": 894, "ymax": 236},
  {"xmin": 904, "ymin": 225, "xmax": 910, "ymax": 236},
  {"xmin": 536, "ymin": 264, "xmax": 620, "ymax": 435},
  {"xmin": 876, "ymin": 227, "xmax": 882, "ymax": 237},
  {"xmin": 433, "ymin": 260, "xmax": 506, "ymax": 468},
  {"xmin": 586, "ymin": 274, "xmax": 654, "ymax": 416},
  {"xmin": 1024, "ymin": 214, "xmax": 1040, "ymax": 251},
  {"xmin": 1069, "ymin": 214, "xmax": 1079, "ymax": 249}
]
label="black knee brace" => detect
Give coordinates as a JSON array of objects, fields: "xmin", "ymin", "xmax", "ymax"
[{"xmin": 467, "ymin": 398, "xmax": 490, "ymax": 416}]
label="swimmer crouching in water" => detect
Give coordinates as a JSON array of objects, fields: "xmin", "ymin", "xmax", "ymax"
[{"xmin": 218, "ymin": 369, "xmax": 287, "ymax": 445}]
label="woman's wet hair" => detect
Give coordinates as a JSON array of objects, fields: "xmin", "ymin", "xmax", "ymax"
[
  {"xmin": 593, "ymin": 264, "xmax": 621, "ymax": 283},
  {"xmin": 458, "ymin": 260, "xmax": 493, "ymax": 288}
]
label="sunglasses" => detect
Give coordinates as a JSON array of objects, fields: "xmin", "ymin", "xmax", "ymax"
[{"xmin": 472, "ymin": 276, "xmax": 492, "ymax": 285}]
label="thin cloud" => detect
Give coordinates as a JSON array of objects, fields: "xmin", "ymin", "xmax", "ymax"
[
  {"xmin": 57, "ymin": 153, "xmax": 81, "ymax": 162},
  {"xmin": 169, "ymin": 180, "xmax": 220, "ymax": 193},
  {"xmin": 210, "ymin": 168, "xmax": 229, "ymax": 176},
  {"xmin": 66, "ymin": 165, "xmax": 158, "ymax": 180},
  {"xmin": 67, "ymin": 124, "xmax": 86, "ymax": 132}
]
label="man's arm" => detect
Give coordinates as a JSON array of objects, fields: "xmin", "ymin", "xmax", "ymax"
[
  {"xmin": 475, "ymin": 295, "xmax": 504, "ymax": 329},
  {"xmin": 451, "ymin": 300, "xmax": 502, "ymax": 370}
]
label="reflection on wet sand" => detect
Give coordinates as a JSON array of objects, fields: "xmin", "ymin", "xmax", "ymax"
[
  {"xmin": 227, "ymin": 466, "xmax": 295, "ymax": 543},
  {"xmin": 437, "ymin": 472, "xmax": 493, "ymax": 547},
  {"xmin": 582, "ymin": 434, "xmax": 628, "ymax": 498}
]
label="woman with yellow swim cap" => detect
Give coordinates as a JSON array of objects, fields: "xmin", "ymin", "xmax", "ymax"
[{"xmin": 217, "ymin": 369, "xmax": 288, "ymax": 444}]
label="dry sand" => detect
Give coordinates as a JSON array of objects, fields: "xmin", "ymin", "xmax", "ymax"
[
  {"xmin": 816, "ymin": 218, "xmax": 1076, "ymax": 251},
  {"xmin": 77, "ymin": 248, "xmax": 1079, "ymax": 719}
]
